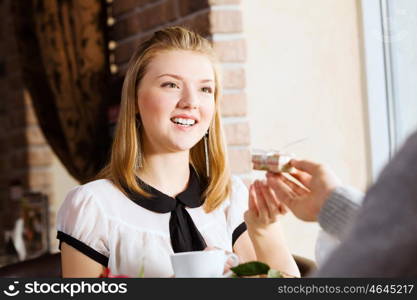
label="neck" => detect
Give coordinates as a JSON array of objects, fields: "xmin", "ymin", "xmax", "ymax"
[{"xmin": 138, "ymin": 150, "xmax": 190, "ymax": 197}]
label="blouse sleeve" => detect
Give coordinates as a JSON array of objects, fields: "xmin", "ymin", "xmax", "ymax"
[
  {"xmin": 56, "ymin": 186, "xmax": 110, "ymax": 267},
  {"xmin": 225, "ymin": 176, "xmax": 249, "ymax": 247}
]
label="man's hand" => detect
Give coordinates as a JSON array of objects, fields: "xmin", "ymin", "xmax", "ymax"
[{"xmin": 266, "ymin": 159, "xmax": 341, "ymax": 221}]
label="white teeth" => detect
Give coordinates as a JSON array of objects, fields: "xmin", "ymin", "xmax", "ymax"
[{"xmin": 172, "ymin": 118, "xmax": 196, "ymax": 126}]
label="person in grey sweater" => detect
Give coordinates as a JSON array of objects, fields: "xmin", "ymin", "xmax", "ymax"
[{"xmin": 263, "ymin": 131, "xmax": 417, "ymax": 277}]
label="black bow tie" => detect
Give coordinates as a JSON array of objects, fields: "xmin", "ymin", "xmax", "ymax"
[{"xmin": 122, "ymin": 166, "xmax": 207, "ymax": 252}]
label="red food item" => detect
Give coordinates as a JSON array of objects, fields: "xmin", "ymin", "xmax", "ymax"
[{"xmin": 99, "ymin": 268, "xmax": 130, "ymax": 278}]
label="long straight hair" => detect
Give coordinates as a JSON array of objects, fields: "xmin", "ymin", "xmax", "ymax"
[{"xmin": 97, "ymin": 27, "xmax": 231, "ymax": 213}]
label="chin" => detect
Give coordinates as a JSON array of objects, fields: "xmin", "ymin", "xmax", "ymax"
[
  {"xmin": 172, "ymin": 143, "xmax": 196, "ymax": 152},
  {"xmin": 171, "ymin": 138, "xmax": 201, "ymax": 152}
]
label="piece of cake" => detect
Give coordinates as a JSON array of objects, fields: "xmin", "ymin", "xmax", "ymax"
[{"xmin": 252, "ymin": 151, "xmax": 294, "ymax": 173}]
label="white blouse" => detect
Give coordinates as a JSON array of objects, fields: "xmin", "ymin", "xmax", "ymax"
[{"xmin": 56, "ymin": 174, "xmax": 248, "ymax": 277}]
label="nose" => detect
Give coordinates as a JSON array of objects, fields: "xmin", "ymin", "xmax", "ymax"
[{"xmin": 177, "ymin": 84, "xmax": 199, "ymax": 109}]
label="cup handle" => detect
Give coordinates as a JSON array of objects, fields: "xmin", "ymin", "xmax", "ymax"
[{"xmin": 226, "ymin": 253, "xmax": 239, "ymax": 267}]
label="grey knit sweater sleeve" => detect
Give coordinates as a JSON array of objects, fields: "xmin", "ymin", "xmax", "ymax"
[
  {"xmin": 314, "ymin": 131, "xmax": 417, "ymax": 277},
  {"xmin": 318, "ymin": 186, "xmax": 363, "ymax": 240}
]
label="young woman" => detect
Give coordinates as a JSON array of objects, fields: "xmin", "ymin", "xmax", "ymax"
[{"xmin": 56, "ymin": 26, "xmax": 300, "ymax": 277}]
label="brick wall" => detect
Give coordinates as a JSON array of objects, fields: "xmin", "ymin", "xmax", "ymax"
[
  {"xmin": 210, "ymin": 1, "xmax": 251, "ymax": 184},
  {"xmin": 107, "ymin": 0, "xmax": 251, "ymax": 183},
  {"xmin": 0, "ymin": 0, "xmax": 53, "ymax": 254},
  {"xmin": 109, "ymin": 0, "xmax": 211, "ymax": 73}
]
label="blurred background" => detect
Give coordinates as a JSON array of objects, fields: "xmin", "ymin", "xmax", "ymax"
[{"xmin": 0, "ymin": 0, "xmax": 416, "ymax": 267}]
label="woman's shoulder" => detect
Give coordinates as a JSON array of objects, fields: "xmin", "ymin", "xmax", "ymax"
[
  {"xmin": 221, "ymin": 176, "xmax": 249, "ymax": 229},
  {"xmin": 220, "ymin": 175, "xmax": 248, "ymax": 208},
  {"xmin": 81, "ymin": 178, "xmax": 120, "ymax": 194},
  {"xmin": 63, "ymin": 179, "xmax": 125, "ymax": 209},
  {"xmin": 230, "ymin": 175, "xmax": 248, "ymax": 196}
]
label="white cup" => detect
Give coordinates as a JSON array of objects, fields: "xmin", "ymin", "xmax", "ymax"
[{"xmin": 170, "ymin": 250, "xmax": 239, "ymax": 278}]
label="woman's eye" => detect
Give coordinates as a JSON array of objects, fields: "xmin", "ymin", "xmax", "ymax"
[
  {"xmin": 162, "ymin": 82, "xmax": 179, "ymax": 89},
  {"xmin": 201, "ymin": 87, "xmax": 213, "ymax": 93}
]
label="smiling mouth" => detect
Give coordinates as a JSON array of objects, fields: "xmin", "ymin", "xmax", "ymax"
[{"xmin": 170, "ymin": 117, "xmax": 197, "ymax": 127}]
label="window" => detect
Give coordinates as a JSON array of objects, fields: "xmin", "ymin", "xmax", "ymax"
[{"xmin": 361, "ymin": 0, "xmax": 417, "ymax": 180}]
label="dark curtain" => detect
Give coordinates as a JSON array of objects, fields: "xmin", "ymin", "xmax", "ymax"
[{"xmin": 12, "ymin": 0, "xmax": 111, "ymax": 183}]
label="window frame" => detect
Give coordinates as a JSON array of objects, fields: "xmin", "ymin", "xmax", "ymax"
[{"xmin": 360, "ymin": 0, "xmax": 396, "ymax": 181}]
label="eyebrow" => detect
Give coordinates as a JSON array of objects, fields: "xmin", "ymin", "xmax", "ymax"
[{"xmin": 157, "ymin": 73, "xmax": 214, "ymax": 83}]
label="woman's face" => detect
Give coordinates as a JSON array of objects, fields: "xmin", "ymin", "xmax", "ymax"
[{"xmin": 137, "ymin": 50, "xmax": 216, "ymax": 154}]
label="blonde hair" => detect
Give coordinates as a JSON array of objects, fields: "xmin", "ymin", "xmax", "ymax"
[{"xmin": 97, "ymin": 26, "xmax": 231, "ymax": 213}]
